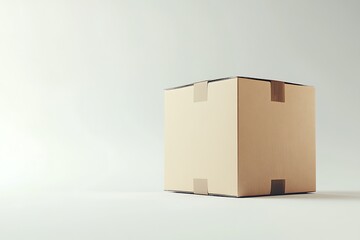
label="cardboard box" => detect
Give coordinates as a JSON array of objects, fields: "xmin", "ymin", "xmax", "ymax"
[{"xmin": 164, "ymin": 76, "xmax": 315, "ymax": 197}]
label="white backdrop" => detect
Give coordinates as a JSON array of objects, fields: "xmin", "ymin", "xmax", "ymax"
[{"xmin": 1, "ymin": 0, "xmax": 359, "ymax": 193}]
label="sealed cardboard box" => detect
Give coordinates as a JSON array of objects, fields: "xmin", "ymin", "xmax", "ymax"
[{"xmin": 164, "ymin": 76, "xmax": 315, "ymax": 197}]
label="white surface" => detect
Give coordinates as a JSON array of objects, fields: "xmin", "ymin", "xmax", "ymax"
[
  {"xmin": 1, "ymin": 0, "xmax": 360, "ymax": 192},
  {"xmin": 1, "ymin": 1, "xmax": 360, "ymax": 238},
  {"xmin": 1, "ymin": 191, "xmax": 359, "ymax": 240}
]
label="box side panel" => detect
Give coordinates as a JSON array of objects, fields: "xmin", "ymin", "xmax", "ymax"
[
  {"xmin": 238, "ymin": 78, "xmax": 315, "ymax": 196},
  {"xmin": 164, "ymin": 79, "xmax": 238, "ymax": 196}
]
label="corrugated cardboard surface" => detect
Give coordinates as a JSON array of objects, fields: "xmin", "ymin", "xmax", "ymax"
[
  {"xmin": 164, "ymin": 76, "xmax": 316, "ymax": 197},
  {"xmin": 238, "ymin": 78, "xmax": 316, "ymax": 196},
  {"xmin": 164, "ymin": 78, "xmax": 238, "ymax": 196}
]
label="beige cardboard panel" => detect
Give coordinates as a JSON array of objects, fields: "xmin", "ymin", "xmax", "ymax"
[
  {"xmin": 164, "ymin": 78, "xmax": 238, "ymax": 196},
  {"xmin": 238, "ymin": 78, "xmax": 315, "ymax": 196}
]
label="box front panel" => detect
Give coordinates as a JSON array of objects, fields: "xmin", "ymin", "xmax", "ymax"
[
  {"xmin": 165, "ymin": 79, "xmax": 238, "ymax": 196},
  {"xmin": 238, "ymin": 78, "xmax": 315, "ymax": 196}
]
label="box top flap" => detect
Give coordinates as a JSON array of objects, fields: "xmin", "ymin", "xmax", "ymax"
[{"xmin": 165, "ymin": 76, "xmax": 312, "ymax": 91}]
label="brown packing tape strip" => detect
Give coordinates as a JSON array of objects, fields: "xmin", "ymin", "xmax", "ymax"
[
  {"xmin": 193, "ymin": 179, "xmax": 208, "ymax": 195},
  {"xmin": 271, "ymin": 80, "xmax": 285, "ymax": 102},
  {"xmin": 193, "ymin": 81, "xmax": 208, "ymax": 102},
  {"xmin": 270, "ymin": 179, "xmax": 286, "ymax": 195}
]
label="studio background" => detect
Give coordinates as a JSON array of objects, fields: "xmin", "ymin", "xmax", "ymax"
[{"xmin": 1, "ymin": 0, "xmax": 359, "ymax": 193}]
